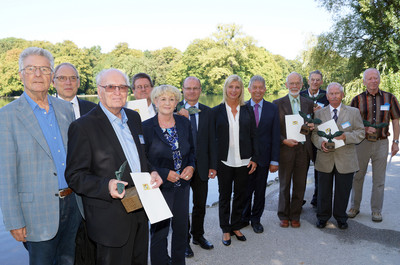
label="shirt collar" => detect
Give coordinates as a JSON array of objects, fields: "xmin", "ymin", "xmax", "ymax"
[
  {"xmin": 288, "ymin": 94, "xmax": 299, "ymax": 102},
  {"xmin": 308, "ymin": 89, "xmax": 320, "ymax": 97},
  {"xmin": 58, "ymin": 95, "xmax": 79, "ymax": 106},
  {"xmin": 184, "ymin": 100, "xmax": 199, "ymax": 109},
  {"xmin": 250, "ymin": 99, "xmax": 263, "ymax": 108},
  {"xmin": 329, "ymin": 103, "xmax": 342, "ymax": 112},
  {"xmin": 100, "ymin": 102, "xmax": 127, "ymax": 124},
  {"xmin": 366, "ymin": 89, "xmax": 382, "ymax": 97},
  {"xmin": 24, "ymin": 92, "xmax": 51, "ymax": 111}
]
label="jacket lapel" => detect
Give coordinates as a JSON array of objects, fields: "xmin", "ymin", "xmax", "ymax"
[
  {"xmin": 50, "ymin": 96, "xmax": 70, "ymax": 152},
  {"xmin": 152, "ymin": 114, "xmax": 171, "ymax": 146}
]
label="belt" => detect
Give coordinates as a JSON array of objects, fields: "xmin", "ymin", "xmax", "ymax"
[{"xmin": 56, "ymin": 188, "xmax": 73, "ymax": 198}]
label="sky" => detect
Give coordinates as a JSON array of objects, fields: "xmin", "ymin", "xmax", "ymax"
[{"xmin": 0, "ymin": 0, "xmax": 333, "ymax": 60}]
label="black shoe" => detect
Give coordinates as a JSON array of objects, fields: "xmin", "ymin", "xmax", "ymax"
[
  {"xmin": 302, "ymin": 200, "xmax": 306, "ymax": 206},
  {"xmin": 185, "ymin": 244, "xmax": 194, "ymax": 258},
  {"xmin": 222, "ymin": 234, "xmax": 231, "ymax": 246},
  {"xmin": 167, "ymin": 255, "xmax": 172, "ymax": 265},
  {"xmin": 316, "ymin": 220, "xmax": 326, "ymax": 228},
  {"xmin": 251, "ymin": 222, "xmax": 264, "ymax": 234},
  {"xmin": 311, "ymin": 200, "xmax": 317, "ymax": 208},
  {"xmin": 337, "ymin": 221, "xmax": 348, "ymax": 230},
  {"xmin": 193, "ymin": 236, "xmax": 214, "ymax": 250},
  {"xmin": 230, "ymin": 231, "xmax": 246, "ymax": 241}
]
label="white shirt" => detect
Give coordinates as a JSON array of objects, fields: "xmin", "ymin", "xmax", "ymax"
[
  {"xmin": 308, "ymin": 89, "xmax": 320, "ymax": 98},
  {"xmin": 329, "ymin": 103, "xmax": 342, "ymax": 120},
  {"xmin": 148, "ymin": 103, "xmax": 156, "ymax": 118},
  {"xmin": 59, "ymin": 95, "xmax": 80, "ymax": 119},
  {"xmin": 222, "ymin": 104, "xmax": 251, "ymax": 167}
]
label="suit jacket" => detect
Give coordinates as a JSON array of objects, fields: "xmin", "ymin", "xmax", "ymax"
[
  {"xmin": 77, "ymin": 98, "xmax": 97, "ymax": 116},
  {"xmin": 142, "ymin": 114, "xmax": 195, "ymax": 189},
  {"xmin": 247, "ymin": 99, "xmax": 280, "ymax": 167},
  {"xmin": 212, "ymin": 103, "xmax": 258, "ymax": 164},
  {"xmin": 272, "ymin": 95, "xmax": 314, "ymax": 158},
  {"xmin": 300, "ymin": 89, "xmax": 329, "ymax": 107},
  {"xmin": 312, "ymin": 104, "xmax": 365, "ymax": 174},
  {"xmin": 0, "ymin": 95, "xmax": 74, "ymax": 242},
  {"xmin": 65, "ymin": 105, "xmax": 151, "ymax": 247}
]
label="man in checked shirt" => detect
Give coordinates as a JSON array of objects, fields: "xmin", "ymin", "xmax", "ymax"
[{"xmin": 348, "ymin": 68, "xmax": 400, "ymax": 222}]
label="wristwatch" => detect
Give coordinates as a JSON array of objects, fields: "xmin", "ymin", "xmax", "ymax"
[{"xmin": 393, "ymin": 140, "xmax": 399, "ymax": 144}]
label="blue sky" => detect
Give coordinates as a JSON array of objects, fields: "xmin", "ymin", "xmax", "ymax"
[{"xmin": 0, "ymin": 0, "xmax": 332, "ymax": 59}]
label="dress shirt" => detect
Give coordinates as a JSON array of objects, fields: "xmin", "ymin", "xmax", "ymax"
[
  {"xmin": 100, "ymin": 103, "xmax": 141, "ymax": 173},
  {"xmin": 289, "ymin": 94, "xmax": 301, "ymax": 114},
  {"xmin": 59, "ymin": 95, "xmax": 80, "ymax": 119},
  {"xmin": 148, "ymin": 103, "xmax": 156, "ymax": 118},
  {"xmin": 24, "ymin": 93, "xmax": 68, "ymax": 189},
  {"xmin": 184, "ymin": 100, "xmax": 199, "ymax": 130},
  {"xmin": 222, "ymin": 104, "xmax": 251, "ymax": 167},
  {"xmin": 308, "ymin": 89, "xmax": 320, "ymax": 98},
  {"xmin": 329, "ymin": 103, "xmax": 342, "ymax": 120}
]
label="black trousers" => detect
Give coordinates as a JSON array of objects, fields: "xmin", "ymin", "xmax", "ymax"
[
  {"xmin": 317, "ymin": 167, "xmax": 354, "ymax": 223},
  {"xmin": 217, "ymin": 162, "xmax": 249, "ymax": 233},
  {"xmin": 188, "ymin": 167, "xmax": 209, "ymax": 241},
  {"xmin": 242, "ymin": 165, "xmax": 269, "ymax": 224}
]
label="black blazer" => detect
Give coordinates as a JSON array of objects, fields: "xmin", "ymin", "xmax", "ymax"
[
  {"xmin": 212, "ymin": 103, "xmax": 258, "ymax": 165},
  {"xmin": 65, "ymin": 105, "xmax": 151, "ymax": 247},
  {"xmin": 142, "ymin": 114, "xmax": 196, "ymax": 189},
  {"xmin": 77, "ymin": 98, "xmax": 97, "ymax": 116},
  {"xmin": 246, "ymin": 100, "xmax": 280, "ymax": 167},
  {"xmin": 300, "ymin": 89, "xmax": 329, "ymax": 107}
]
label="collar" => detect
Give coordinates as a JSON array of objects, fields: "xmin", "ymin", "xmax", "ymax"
[
  {"xmin": 100, "ymin": 102, "xmax": 127, "ymax": 124},
  {"xmin": 24, "ymin": 92, "xmax": 51, "ymax": 111},
  {"xmin": 184, "ymin": 100, "xmax": 199, "ymax": 109},
  {"xmin": 366, "ymin": 89, "xmax": 382, "ymax": 97},
  {"xmin": 288, "ymin": 94, "xmax": 300, "ymax": 102},
  {"xmin": 329, "ymin": 103, "xmax": 342, "ymax": 112},
  {"xmin": 308, "ymin": 89, "xmax": 320, "ymax": 97},
  {"xmin": 250, "ymin": 99, "xmax": 263, "ymax": 108}
]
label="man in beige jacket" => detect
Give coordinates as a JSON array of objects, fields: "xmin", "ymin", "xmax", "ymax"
[{"xmin": 311, "ymin": 82, "xmax": 364, "ymax": 229}]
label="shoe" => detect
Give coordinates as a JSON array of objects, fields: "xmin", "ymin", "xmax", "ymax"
[
  {"xmin": 230, "ymin": 230, "xmax": 246, "ymax": 241},
  {"xmin": 311, "ymin": 200, "xmax": 317, "ymax": 208},
  {"xmin": 316, "ymin": 220, "xmax": 326, "ymax": 228},
  {"xmin": 167, "ymin": 255, "xmax": 172, "ymax": 265},
  {"xmin": 193, "ymin": 236, "xmax": 214, "ymax": 250},
  {"xmin": 372, "ymin": 212, "xmax": 382, "ymax": 222},
  {"xmin": 222, "ymin": 233, "xmax": 231, "ymax": 246},
  {"xmin": 302, "ymin": 200, "xmax": 306, "ymax": 206},
  {"xmin": 291, "ymin": 220, "xmax": 301, "ymax": 228},
  {"xmin": 251, "ymin": 222, "xmax": 264, "ymax": 234},
  {"xmin": 337, "ymin": 221, "xmax": 348, "ymax": 229},
  {"xmin": 185, "ymin": 244, "xmax": 194, "ymax": 258},
  {"xmin": 347, "ymin": 208, "xmax": 360, "ymax": 218},
  {"xmin": 280, "ymin": 220, "xmax": 289, "ymax": 228}
]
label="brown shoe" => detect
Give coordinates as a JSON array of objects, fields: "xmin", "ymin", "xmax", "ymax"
[
  {"xmin": 280, "ymin": 220, "xmax": 289, "ymax": 228},
  {"xmin": 291, "ymin": 220, "xmax": 301, "ymax": 228}
]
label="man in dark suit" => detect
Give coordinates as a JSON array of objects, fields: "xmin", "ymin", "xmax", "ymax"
[
  {"xmin": 53, "ymin": 63, "xmax": 96, "ymax": 118},
  {"xmin": 177, "ymin": 76, "xmax": 217, "ymax": 257},
  {"xmin": 300, "ymin": 70, "xmax": 329, "ymax": 207},
  {"xmin": 273, "ymin": 72, "xmax": 314, "ymax": 228},
  {"xmin": 65, "ymin": 68, "xmax": 162, "ymax": 265},
  {"xmin": 241, "ymin": 75, "xmax": 280, "ymax": 233}
]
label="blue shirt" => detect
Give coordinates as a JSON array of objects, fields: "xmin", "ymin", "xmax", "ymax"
[
  {"xmin": 24, "ymin": 93, "xmax": 68, "ymax": 189},
  {"xmin": 100, "ymin": 103, "xmax": 141, "ymax": 173}
]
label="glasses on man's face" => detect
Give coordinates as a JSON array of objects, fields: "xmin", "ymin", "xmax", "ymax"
[
  {"xmin": 55, "ymin": 76, "xmax": 79, "ymax": 82},
  {"xmin": 99, "ymin": 85, "xmax": 130, "ymax": 93},
  {"xmin": 135, "ymin": 84, "xmax": 151, "ymax": 90},
  {"xmin": 22, "ymin": 66, "xmax": 52, "ymax": 75}
]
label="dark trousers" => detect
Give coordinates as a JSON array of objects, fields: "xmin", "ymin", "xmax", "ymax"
[
  {"xmin": 95, "ymin": 210, "xmax": 148, "ymax": 265},
  {"xmin": 23, "ymin": 193, "xmax": 81, "ymax": 265},
  {"xmin": 151, "ymin": 184, "xmax": 190, "ymax": 265},
  {"xmin": 217, "ymin": 162, "xmax": 249, "ymax": 233},
  {"xmin": 277, "ymin": 144, "xmax": 309, "ymax": 221},
  {"xmin": 317, "ymin": 167, "xmax": 354, "ymax": 223},
  {"xmin": 188, "ymin": 168, "xmax": 208, "ymax": 241},
  {"xmin": 242, "ymin": 165, "xmax": 269, "ymax": 224},
  {"xmin": 311, "ymin": 147, "xmax": 319, "ymax": 205}
]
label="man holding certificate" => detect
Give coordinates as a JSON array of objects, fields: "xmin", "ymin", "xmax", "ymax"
[{"xmin": 311, "ymin": 82, "xmax": 364, "ymax": 229}]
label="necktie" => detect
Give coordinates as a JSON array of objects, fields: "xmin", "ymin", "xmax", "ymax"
[
  {"xmin": 189, "ymin": 107, "xmax": 197, "ymax": 149},
  {"xmin": 254, "ymin": 103, "xmax": 260, "ymax": 127},
  {"xmin": 293, "ymin": 98, "xmax": 299, "ymax": 114},
  {"xmin": 333, "ymin": 108, "xmax": 338, "ymax": 122}
]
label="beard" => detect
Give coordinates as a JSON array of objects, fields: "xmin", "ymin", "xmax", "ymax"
[{"xmin": 289, "ymin": 90, "xmax": 300, "ymax": 97}]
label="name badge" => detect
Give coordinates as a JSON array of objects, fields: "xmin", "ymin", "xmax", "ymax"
[
  {"xmin": 317, "ymin": 102, "xmax": 325, "ymax": 108},
  {"xmin": 139, "ymin": 135, "xmax": 145, "ymax": 144},
  {"xmin": 380, "ymin": 103, "xmax": 390, "ymax": 111},
  {"xmin": 341, "ymin": 121, "xmax": 351, "ymax": 129}
]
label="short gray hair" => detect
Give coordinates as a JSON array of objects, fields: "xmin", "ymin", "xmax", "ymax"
[
  {"xmin": 19, "ymin": 47, "xmax": 54, "ymax": 71},
  {"xmin": 286, "ymin": 72, "xmax": 303, "ymax": 83},
  {"xmin": 248, "ymin": 75, "xmax": 265, "ymax": 88},
  {"xmin": 54, "ymin": 62, "xmax": 79, "ymax": 79},
  {"xmin": 363, "ymin": 68, "xmax": 380, "ymax": 81},
  {"xmin": 222, "ymin": 75, "xmax": 245, "ymax": 106},
  {"xmin": 309, "ymin": 70, "xmax": 323, "ymax": 80},
  {"xmin": 151, "ymin": 85, "xmax": 182, "ymax": 103},
  {"xmin": 96, "ymin": 68, "xmax": 130, "ymax": 86},
  {"xmin": 326, "ymin": 82, "xmax": 344, "ymax": 94}
]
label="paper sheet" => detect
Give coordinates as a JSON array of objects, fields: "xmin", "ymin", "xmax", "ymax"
[
  {"xmin": 130, "ymin": 172, "xmax": 173, "ymax": 224},
  {"xmin": 125, "ymin": 99, "xmax": 151, "ymax": 121},
  {"xmin": 317, "ymin": 119, "xmax": 345, "ymax": 149},
  {"xmin": 285, "ymin": 114, "xmax": 306, "ymax": 142}
]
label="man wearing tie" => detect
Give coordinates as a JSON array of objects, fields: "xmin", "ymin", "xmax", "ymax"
[
  {"xmin": 177, "ymin": 76, "xmax": 217, "ymax": 258},
  {"xmin": 312, "ymin": 82, "xmax": 364, "ymax": 229},
  {"xmin": 241, "ymin": 75, "xmax": 280, "ymax": 233}
]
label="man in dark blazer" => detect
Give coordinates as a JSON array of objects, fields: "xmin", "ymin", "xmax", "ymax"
[
  {"xmin": 273, "ymin": 72, "xmax": 314, "ymax": 228},
  {"xmin": 65, "ymin": 69, "xmax": 162, "ymax": 265},
  {"xmin": 300, "ymin": 70, "xmax": 329, "ymax": 207},
  {"xmin": 241, "ymin": 75, "xmax": 280, "ymax": 233},
  {"xmin": 177, "ymin": 76, "xmax": 217, "ymax": 257}
]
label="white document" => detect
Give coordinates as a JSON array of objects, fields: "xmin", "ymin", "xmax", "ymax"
[
  {"xmin": 126, "ymin": 99, "xmax": 151, "ymax": 121},
  {"xmin": 130, "ymin": 172, "xmax": 173, "ymax": 224},
  {"xmin": 317, "ymin": 119, "xmax": 345, "ymax": 149},
  {"xmin": 285, "ymin": 114, "xmax": 306, "ymax": 142}
]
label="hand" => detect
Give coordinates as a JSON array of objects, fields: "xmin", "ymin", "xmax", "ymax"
[
  {"xmin": 177, "ymin": 108, "xmax": 189, "ymax": 119},
  {"xmin": 334, "ymin": 133, "xmax": 346, "ymax": 141},
  {"xmin": 208, "ymin": 169, "xmax": 217, "ymax": 179},
  {"xmin": 269, "ymin": 165, "xmax": 279, "ymax": 173},
  {"xmin": 321, "ymin": 141, "xmax": 329, "ymax": 152},
  {"xmin": 108, "ymin": 179, "xmax": 127, "ymax": 199},
  {"xmin": 391, "ymin": 142, "xmax": 399, "ymax": 157},
  {"xmin": 247, "ymin": 161, "xmax": 257, "ymax": 174},
  {"xmin": 307, "ymin": 122, "xmax": 315, "ymax": 131},
  {"xmin": 365, "ymin": 126, "xmax": 376, "ymax": 134},
  {"xmin": 150, "ymin": 171, "xmax": 163, "ymax": 188},
  {"xmin": 283, "ymin": 139, "xmax": 298, "ymax": 147},
  {"xmin": 180, "ymin": 166, "xmax": 194, "ymax": 181},
  {"xmin": 10, "ymin": 227, "xmax": 27, "ymax": 242},
  {"xmin": 167, "ymin": 170, "xmax": 181, "ymax": 183},
  {"xmin": 313, "ymin": 105, "xmax": 322, "ymax": 112}
]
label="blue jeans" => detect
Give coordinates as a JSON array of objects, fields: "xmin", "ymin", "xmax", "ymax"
[{"xmin": 24, "ymin": 194, "xmax": 81, "ymax": 265}]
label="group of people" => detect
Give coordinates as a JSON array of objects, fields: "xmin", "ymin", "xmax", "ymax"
[{"xmin": 0, "ymin": 47, "xmax": 398, "ymax": 265}]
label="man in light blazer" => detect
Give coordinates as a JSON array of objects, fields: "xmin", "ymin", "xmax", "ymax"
[
  {"xmin": 273, "ymin": 72, "xmax": 315, "ymax": 228},
  {"xmin": 242, "ymin": 75, "xmax": 280, "ymax": 233},
  {"xmin": 0, "ymin": 47, "xmax": 81, "ymax": 264},
  {"xmin": 312, "ymin": 82, "xmax": 364, "ymax": 229}
]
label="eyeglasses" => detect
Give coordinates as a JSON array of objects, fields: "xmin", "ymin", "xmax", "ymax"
[
  {"xmin": 22, "ymin": 66, "xmax": 52, "ymax": 75},
  {"xmin": 135, "ymin": 84, "xmax": 151, "ymax": 90},
  {"xmin": 55, "ymin": 76, "xmax": 79, "ymax": 82},
  {"xmin": 99, "ymin": 85, "xmax": 130, "ymax": 93}
]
